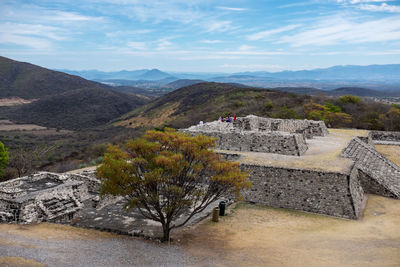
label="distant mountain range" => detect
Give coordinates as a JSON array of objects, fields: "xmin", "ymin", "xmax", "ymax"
[
  {"xmin": 60, "ymin": 68, "xmax": 176, "ymax": 82},
  {"xmin": 60, "ymin": 64, "xmax": 400, "ymax": 93}
]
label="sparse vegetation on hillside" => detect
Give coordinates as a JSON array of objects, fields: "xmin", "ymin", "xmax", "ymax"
[
  {"xmin": 0, "ymin": 141, "xmax": 9, "ymax": 176},
  {"xmin": 116, "ymin": 82, "xmax": 394, "ymax": 131},
  {"xmin": 3, "ymin": 87, "xmax": 149, "ymax": 130}
]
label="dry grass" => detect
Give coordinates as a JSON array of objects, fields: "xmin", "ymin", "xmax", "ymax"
[
  {"xmin": 0, "ymin": 257, "xmax": 46, "ymax": 267},
  {"xmin": 375, "ymin": 145, "xmax": 400, "ymax": 167},
  {"xmin": 0, "ymin": 124, "xmax": 47, "ymax": 131},
  {"xmin": 0, "ymin": 223, "xmax": 117, "ymax": 241},
  {"xmin": 0, "ymin": 97, "xmax": 36, "ymax": 107},
  {"xmin": 115, "ymin": 102, "xmax": 180, "ymax": 128},
  {"xmin": 179, "ymin": 195, "xmax": 400, "ymax": 267}
]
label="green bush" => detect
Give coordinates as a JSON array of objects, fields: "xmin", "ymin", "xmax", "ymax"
[
  {"xmin": 339, "ymin": 95, "xmax": 361, "ymax": 105},
  {"xmin": 391, "ymin": 104, "xmax": 400, "ymax": 109},
  {"xmin": 234, "ymin": 101, "xmax": 244, "ymax": 108},
  {"xmin": 324, "ymin": 102, "xmax": 341, "ymax": 113},
  {"xmin": 264, "ymin": 101, "xmax": 274, "ymax": 111},
  {"xmin": 278, "ymin": 106, "xmax": 298, "ymax": 119}
]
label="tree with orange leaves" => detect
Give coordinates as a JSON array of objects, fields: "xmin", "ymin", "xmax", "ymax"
[{"xmin": 97, "ymin": 128, "xmax": 250, "ymax": 241}]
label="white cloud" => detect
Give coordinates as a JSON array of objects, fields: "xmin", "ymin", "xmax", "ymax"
[
  {"xmin": 216, "ymin": 6, "xmax": 248, "ymax": 11},
  {"xmin": 205, "ymin": 21, "xmax": 234, "ymax": 32},
  {"xmin": 0, "ymin": 33, "xmax": 51, "ymax": 49},
  {"xmin": 0, "ymin": 4, "xmax": 102, "ymax": 24},
  {"xmin": 238, "ymin": 45, "xmax": 255, "ymax": 51},
  {"xmin": 0, "ymin": 23, "xmax": 65, "ymax": 40},
  {"xmin": 277, "ymin": 15, "xmax": 400, "ymax": 46},
  {"xmin": 338, "ymin": 0, "xmax": 394, "ymax": 3},
  {"xmin": 247, "ymin": 24, "xmax": 301, "ymax": 41},
  {"xmin": 201, "ymin": 40, "xmax": 222, "ymax": 44},
  {"xmin": 0, "ymin": 22, "xmax": 67, "ymax": 49},
  {"xmin": 127, "ymin": 41, "xmax": 147, "ymax": 50},
  {"xmin": 348, "ymin": 0, "xmax": 392, "ymax": 3},
  {"xmin": 220, "ymin": 63, "xmax": 285, "ymax": 71},
  {"xmin": 156, "ymin": 38, "xmax": 174, "ymax": 51},
  {"xmin": 359, "ymin": 3, "xmax": 400, "ymax": 12},
  {"xmin": 45, "ymin": 11, "xmax": 102, "ymax": 22},
  {"xmin": 106, "ymin": 29, "xmax": 152, "ymax": 37}
]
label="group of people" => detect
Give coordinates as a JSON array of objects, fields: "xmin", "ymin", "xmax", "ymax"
[
  {"xmin": 219, "ymin": 114, "xmax": 237, "ymax": 123},
  {"xmin": 198, "ymin": 114, "xmax": 237, "ymax": 125}
]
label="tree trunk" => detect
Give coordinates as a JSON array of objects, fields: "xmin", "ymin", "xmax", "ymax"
[{"xmin": 162, "ymin": 224, "xmax": 170, "ymax": 242}]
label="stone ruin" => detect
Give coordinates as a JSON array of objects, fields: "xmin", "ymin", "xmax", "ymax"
[
  {"xmin": 0, "ymin": 172, "xmax": 99, "ymax": 223},
  {"xmin": 182, "ymin": 115, "xmax": 329, "ymax": 156},
  {"xmin": 0, "ymin": 170, "xmax": 216, "ymax": 238},
  {"xmin": 183, "ymin": 115, "xmax": 400, "ymax": 219},
  {"xmin": 1, "ymin": 115, "xmax": 399, "ymax": 234}
]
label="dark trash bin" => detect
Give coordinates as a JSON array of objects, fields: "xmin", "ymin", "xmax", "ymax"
[{"xmin": 219, "ymin": 201, "xmax": 226, "ymax": 216}]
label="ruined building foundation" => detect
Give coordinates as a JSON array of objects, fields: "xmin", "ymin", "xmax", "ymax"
[
  {"xmin": 1, "ymin": 115, "xmax": 400, "ymax": 229},
  {"xmin": 183, "ymin": 115, "xmax": 400, "ymax": 219}
]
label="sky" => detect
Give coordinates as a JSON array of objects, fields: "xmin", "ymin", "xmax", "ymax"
[{"xmin": 1, "ymin": 0, "xmax": 400, "ymax": 72}]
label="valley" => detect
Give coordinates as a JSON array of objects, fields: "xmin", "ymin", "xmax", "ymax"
[{"xmin": 0, "ymin": 55, "xmax": 399, "ymax": 183}]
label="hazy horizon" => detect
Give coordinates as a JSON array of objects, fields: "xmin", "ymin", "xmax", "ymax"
[{"xmin": 1, "ymin": 0, "xmax": 400, "ymax": 72}]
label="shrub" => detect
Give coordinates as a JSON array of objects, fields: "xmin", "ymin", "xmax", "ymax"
[
  {"xmin": 264, "ymin": 101, "xmax": 274, "ymax": 111},
  {"xmin": 339, "ymin": 95, "xmax": 362, "ymax": 105}
]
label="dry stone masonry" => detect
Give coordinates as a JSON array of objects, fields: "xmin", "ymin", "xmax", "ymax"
[
  {"xmin": 181, "ymin": 115, "xmax": 329, "ymax": 156},
  {"xmin": 183, "ymin": 115, "xmax": 400, "ymax": 219},
  {"xmin": 0, "ymin": 172, "xmax": 96, "ymax": 223},
  {"xmin": 341, "ymin": 137, "xmax": 400, "ymax": 198},
  {"xmin": 1, "ymin": 115, "xmax": 399, "ymax": 231}
]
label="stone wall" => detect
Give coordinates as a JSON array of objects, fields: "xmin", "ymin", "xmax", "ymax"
[
  {"xmin": 186, "ymin": 130, "xmax": 308, "ymax": 156},
  {"xmin": 240, "ymin": 163, "xmax": 365, "ymax": 219},
  {"xmin": 370, "ymin": 130, "xmax": 400, "ymax": 145},
  {"xmin": 341, "ymin": 137, "xmax": 400, "ymax": 199},
  {"xmin": 233, "ymin": 115, "xmax": 329, "ymax": 138}
]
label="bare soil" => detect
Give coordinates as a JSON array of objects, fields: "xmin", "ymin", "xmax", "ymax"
[
  {"xmin": 0, "ymin": 196, "xmax": 399, "ymax": 266},
  {"xmin": 178, "ymin": 195, "xmax": 400, "ymax": 266},
  {"xmin": 375, "ymin": 144, "xmax": 400, "ymax": 167},
  {"xmin": 0, "ymin": 97, "xmax": 36, "ymax": 107},
  {"xmin": 0, "ymin": 120, "xmax": 72, "ymax": 134}
]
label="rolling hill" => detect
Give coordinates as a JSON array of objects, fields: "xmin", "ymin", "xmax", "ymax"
[
  {"xmin": 114, "ymin": 82, "xmax": 314, "ymax": 129},
  {"xmin": 0, "ymin": 56, "xmax": 109, "ymax": 99},
  {"xmin": 5, "ymin": 87, "xmax": 149, "ymax": 130}
]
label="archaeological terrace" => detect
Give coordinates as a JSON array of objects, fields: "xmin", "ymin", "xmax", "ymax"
[{"xmin": 0, "ymin": 115, "xmax": 400, "ymax": 237}]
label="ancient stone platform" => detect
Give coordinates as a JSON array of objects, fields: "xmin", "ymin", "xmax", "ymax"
[
  {"xmin": 0, "ymin": 170, "xmax": 221, "ymax": 239},
  {"xmin": 183, "ymin": 115, "xmax": 329, "ymax": 156},
  {"xmin": 183, "ymin": 115, "xmax": 400, "ymax": 220},
  {"xmin": 2, "ymin": 115, "xmax": 400, "ymax": 236},
  {"xmin": 0, "ymin": 172, "xmax": 95, "ymax": 223}
]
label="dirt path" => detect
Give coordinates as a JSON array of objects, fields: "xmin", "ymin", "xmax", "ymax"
[
  {"xmin": 178, "ymin": 195, "xmax": 400, "ymax": 267},
  {"xmin": 0, "ymin": 195, "xmax": 399, "ymax": 266}
]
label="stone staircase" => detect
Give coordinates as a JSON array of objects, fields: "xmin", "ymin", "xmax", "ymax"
[
  {"xmin": 40, "ymin": 196, "xmax": 80, "ymax": 221},
  {"xmin": 341, "ymin": 137, "xmax": 400, "ymax": 198}
]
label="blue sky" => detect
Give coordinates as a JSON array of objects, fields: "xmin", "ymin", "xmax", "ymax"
[{"xmin": 1, "ymin": 0, "xmax": 400, "ymax": 72}]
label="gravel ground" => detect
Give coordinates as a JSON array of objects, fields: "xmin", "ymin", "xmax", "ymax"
[{"xmin": 0, "ymin": 224, "xmax": 216, "ymax": 267}]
